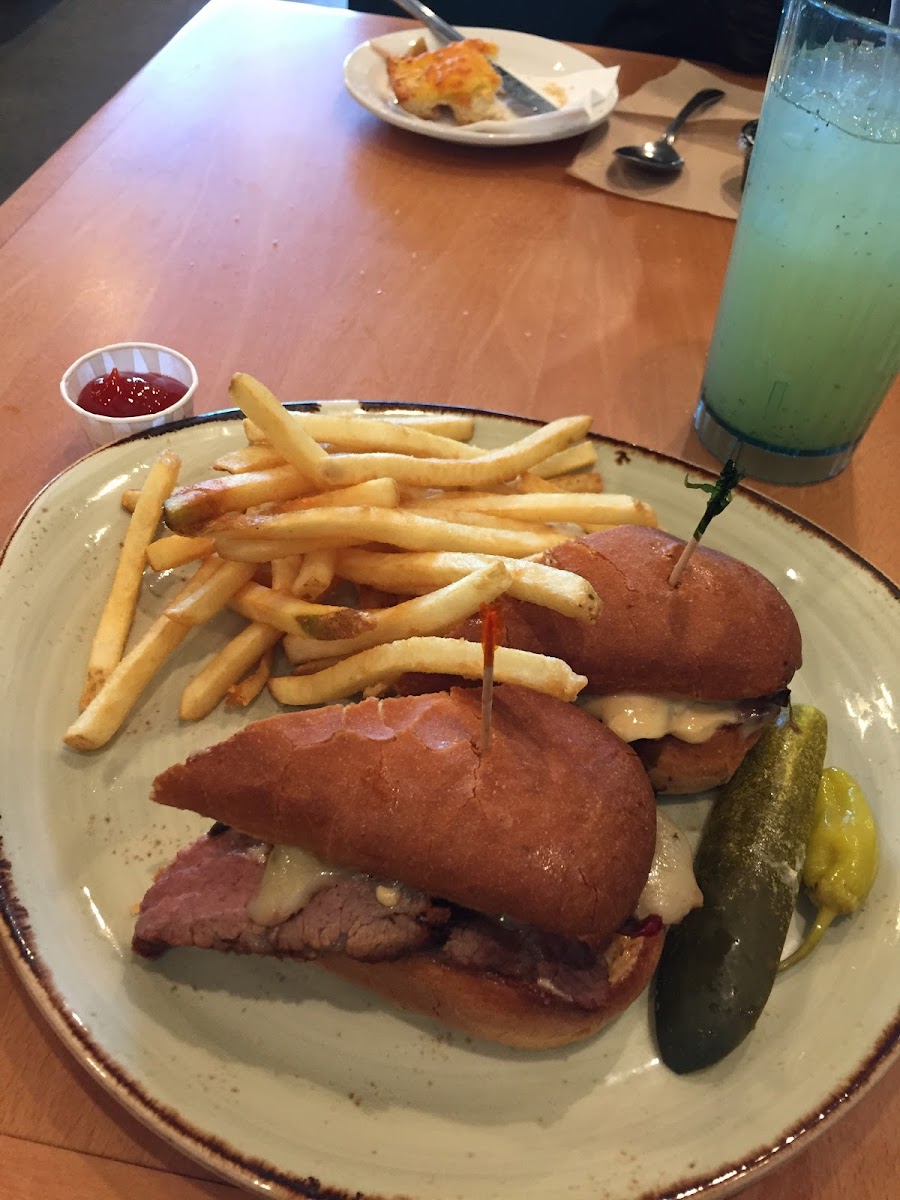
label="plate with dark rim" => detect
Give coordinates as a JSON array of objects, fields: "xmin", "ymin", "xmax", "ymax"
[{"xmin": 1, "ymin": 404, "xmax": 897, "ymax": 1200}]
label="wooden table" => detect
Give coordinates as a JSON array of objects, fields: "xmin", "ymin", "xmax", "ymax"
[{"xmin": 0, "ymin": 2, "xmax": 896, "ymax": 1198}]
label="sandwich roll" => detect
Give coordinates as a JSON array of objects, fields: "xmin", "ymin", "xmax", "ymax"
[
  {"xmin": 319, "ymin": 927, "xmax": 665, "ymax": 1050},
  {"xmin": 525, "ymin": 526, "xmax": 800, "ymax": 699},
  {"xmin": 633, "ymin": 725, "xmax": 767, "ymax": 795},
  {"xmin": 151, "ymin": 685, "xmax": 657, "ymax": 942},
  {"xmin": 396, "ymin": 527, "xmax": 802, "ymax": 793},
  {"xmin": 537, "ymin": 527, "xmax": 800, "ymax": 793},
  {"xmin": 135, "ymin": 687, "xmax": 697, "ymax": 1048}
]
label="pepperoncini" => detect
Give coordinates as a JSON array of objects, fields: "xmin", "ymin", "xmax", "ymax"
[{"xmin": 780, "ymin": 767, "xmax": 878, "ymax": 971}]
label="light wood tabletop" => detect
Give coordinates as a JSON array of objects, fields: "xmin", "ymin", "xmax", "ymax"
[{"xmin": 0, "ymin": 2, "xmax": 896, "ymax": 1198}]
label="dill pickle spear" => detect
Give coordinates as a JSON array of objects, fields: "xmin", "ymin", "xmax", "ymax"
[{"xmin": 654, "ymin": 705, "xmax": 827, "ymax": 1074}]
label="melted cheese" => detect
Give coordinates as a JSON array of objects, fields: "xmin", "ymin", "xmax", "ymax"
[
  {"xmin": 248, "ymin": 845, "xmax": 348, "ymax": 928},
  {"xmin": 635, "ymin": 810, "xmax": 703, "ymax": 925},
  {"xmin": 375, "ymin": 885, "xmax": 402, "ymax": 908},
  {"xmin": 580, "ymin": 693, "xmax": 743, "ymax": 744},
  {"xmin": 247, "ymin": 812, "xmax": 702, "ymax": 936}
]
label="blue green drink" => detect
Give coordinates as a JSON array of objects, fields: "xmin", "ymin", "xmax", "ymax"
[{"xmin": 695, "ymin": 0, "xmax": 900, "ymax": 483}]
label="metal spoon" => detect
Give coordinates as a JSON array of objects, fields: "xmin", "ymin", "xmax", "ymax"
[{"xmin": 614, "ymin": 87, "xmax": 725, "ymax": 173}]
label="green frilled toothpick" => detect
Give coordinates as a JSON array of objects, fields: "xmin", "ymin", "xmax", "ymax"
[{"xmin": 668, "ymin": 459, "xmax": 745, "ymax": 587}]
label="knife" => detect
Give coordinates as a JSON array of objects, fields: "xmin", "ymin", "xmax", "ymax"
[{"xmin": 390, "ymin": 0, "xmax": 558, "ymax": 117}]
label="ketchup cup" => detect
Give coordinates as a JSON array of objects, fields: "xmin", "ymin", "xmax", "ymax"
[{"xmin": 60, "ymin": 341, "xmax": 198, "ymax": 448}]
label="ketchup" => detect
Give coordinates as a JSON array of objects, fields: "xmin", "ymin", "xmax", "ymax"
[{"xmin": 77, "ymin": 368, "xmax": 188, "ymax": 418}]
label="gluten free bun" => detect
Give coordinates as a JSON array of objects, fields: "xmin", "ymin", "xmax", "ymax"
[
  {"xmin": 151, "ymin": 685, "xmax": 657, "ymax": 944},
  {"xmin": 634, "ymin": 725, "xmax": 767, "ymax": 795},
  {"xmin": 397, "ymin": 528, "xmax": 802, "ymax": 794},
  {"xmin": 539, "ymin": 527, "xmax": 801, "ymax": 793},
  {"xmin": 320, "ymin": 927, "xmax": 665, "ymax": 1050},
  {"xmin": 530, "ymin": 526, "xmax": 802, "ymax": 700}
]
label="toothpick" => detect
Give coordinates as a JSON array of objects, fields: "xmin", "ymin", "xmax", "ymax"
[
  {"xmin": 668, "ymin": 535, "xmax": 699, "ymax": 588},
  {"xmin": 480, "ymin": 663, "xmax": 495, "ymax": 752},
  {"xmin": 669, "ymin": 458, "xmax": 745, "ymax": 587},
  {"xmin": 479, "ymin": 603, "xmax": 503, "ymax": 752}
]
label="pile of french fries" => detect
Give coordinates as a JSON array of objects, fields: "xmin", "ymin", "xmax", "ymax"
[{"xmin": 63, "ymin": 374, "xmax": 658, "ymax": 752}]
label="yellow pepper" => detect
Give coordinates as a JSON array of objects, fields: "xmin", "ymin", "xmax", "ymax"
[{"xmin": 780, "ymin": 767, "xmax": 878, "ymax": 970}]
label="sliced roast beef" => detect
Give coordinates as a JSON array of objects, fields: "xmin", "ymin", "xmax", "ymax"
[
  {"xmin": 132, "ymin": 829, "xmax": 450, "ymax": 960},
  {"xmin": 132, "ymin": 831, "xmax": 613, "ymax": 1011},
  {"xmin": 439, "ymin": 913, "xmax": 611, "ymax": 1011}
]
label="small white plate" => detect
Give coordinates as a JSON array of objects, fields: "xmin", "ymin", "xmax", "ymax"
[
  {"xmin": 343, "ymin": 26, "xmax": 619, "ymax": 146},
  {"xmin": 1, "ymin": 405, "xmax": 898, "ymax": 1200}
]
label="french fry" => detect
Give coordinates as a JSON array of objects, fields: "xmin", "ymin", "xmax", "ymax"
[
  {"xmin": 164, "ymin": 558, "xmax": 257, "ymax": 626},
  {"xmin": 216, "ymin": 506, "xmax": 567, "ymax": 557},
  {"xmin": 285, "ymin": 414, "xmax": 483, "ymax": 459},
  {"xmin": 233, "ymin": 419, "xmax": 480, "ymax": 466},
  {"xmin": 530, "ymin": 441, "xmax": 598, "ymax": 478},
  {"xmin": 64, "ymin": 558, "xmax": 219, "ymax": 751},
  {"xmin": 196, "ymin": 478, "xmax": 397, "ymax": 536},
  {"xmin": 290, "ymin": 654, "xmax": 343, "ymax": 674},
  {"xmin": 291, "ymin": 548, "xmax": 337, "ymax": 599},
  {"xmin": 79, "ymin": 450, "xmax": 181, "ymax": 709},
  {"xmin": 399, "ymin": 505, "xmax": 577, "ymax": 537},
  {"xmin": 243, "ymin": 419, "xmax": 270, "ymax": 444},
  {"xmin": 146, "ymin": 533, "xmax": 215, "ymax": 572},
  {"xmin": 243, "ymin": 410, "xmax": 476, "ymax": 442},
  {"xmin": 583, "ymin": 514, "xmax": 658, "ymax": 532},
  {"xmin": 406, "ymin": 492, "xmax": 657, "ymax": 527},
  {"xmin": 269, "ymin": 636, "xmax": 587, "ymax": 706},
  {"xmin": 180, "ymin": 622, "xmax": 282, "ymax": 720},
  {"xmin": 213, "ymin": 445, "xmax": 288, "ymax": 473},
  {"xmin": 511, "ymin": 472, "xmax": 603, "ymax": 496},
  {"xmin": 316, "ymin": 415, "xmax": 592, "ymax": 489},
  {"xmin": 193, "ymin": 479, "xmax": 401, "ymax": 536},
  {"xmin": 278, "ymin": 477, "xmax": 400, "ymax": 513},
  {"xmin": 228, "ymin": 581, "xmax": 376, "ymax": 639},
  {"xmin": 545, "ymin": 471, "xmax": 605, "ymax": 494},
  {"xmin": 68, "ymin": 619, "xmax": 192, "ymax": 748},
  {"xmin": 283, "ymin": 563, "xmax": 512, "ymax": 664},
  {"xmin": 164, "ymin": 465, "xmax": 312, "ymax": 533},
  {"xmin": 368, "ymin": 410, "xmax": 476, "ymax": 439},
  {"xmin": 71, "ymin": 400, "xmax": 660, "ymax": 748},
  {"xmin": 214, "ymin": 536, "xmax": 338, "ymax": 563},
  {"xmin": 514, "ymin": 475, "xmax": 566, "ymax": 494},
  {"xmin": 270, "ymin": 554, "xmax": 302, "ymax": 593},
  {"xmin": 229, "ymin": 374, "xmax": 328, "ymax": 484},
  {"xmin": 227, "ymin": 647, "xmax": 274, "ymax": 708},
  {"xmin": 335, "ymin": 549, "xmax": 602, "ymax": 622}
]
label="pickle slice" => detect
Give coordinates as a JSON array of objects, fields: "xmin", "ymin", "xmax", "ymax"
[{"xmin": 654, "ymin": 705, "xmax": 827, "ymax": 1074}]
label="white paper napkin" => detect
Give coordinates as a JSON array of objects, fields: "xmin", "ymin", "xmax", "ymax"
[
  {"xmin": 464, "ymin": 65, "xmax": 620, "ymax": 135},
  {"xmin": 568, "ymin": 61, "xmax": 763, "ymax": 219}
]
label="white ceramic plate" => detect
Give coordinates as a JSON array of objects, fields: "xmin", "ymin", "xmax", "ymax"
[
  {"xmin": 343, "ymin": 27, "xmax": 618, "ymax": 146},
  {"xmin": 1, "ymin": 405, "xmax": 898, "ymax": 1200}
]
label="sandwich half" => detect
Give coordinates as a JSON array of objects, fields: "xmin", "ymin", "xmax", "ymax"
[
  {"xmin": 397, "ymin": 527, "xmax": 802, "ymax": 794},
  {"xmin": 133, "ymin": 685, "xmax": 700, "ymax": 1048}
]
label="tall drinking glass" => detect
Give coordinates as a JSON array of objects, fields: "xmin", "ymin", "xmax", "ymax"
[{"xmin": 694, "ymin": 0, "xmax": 900, "ymax": 484}]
